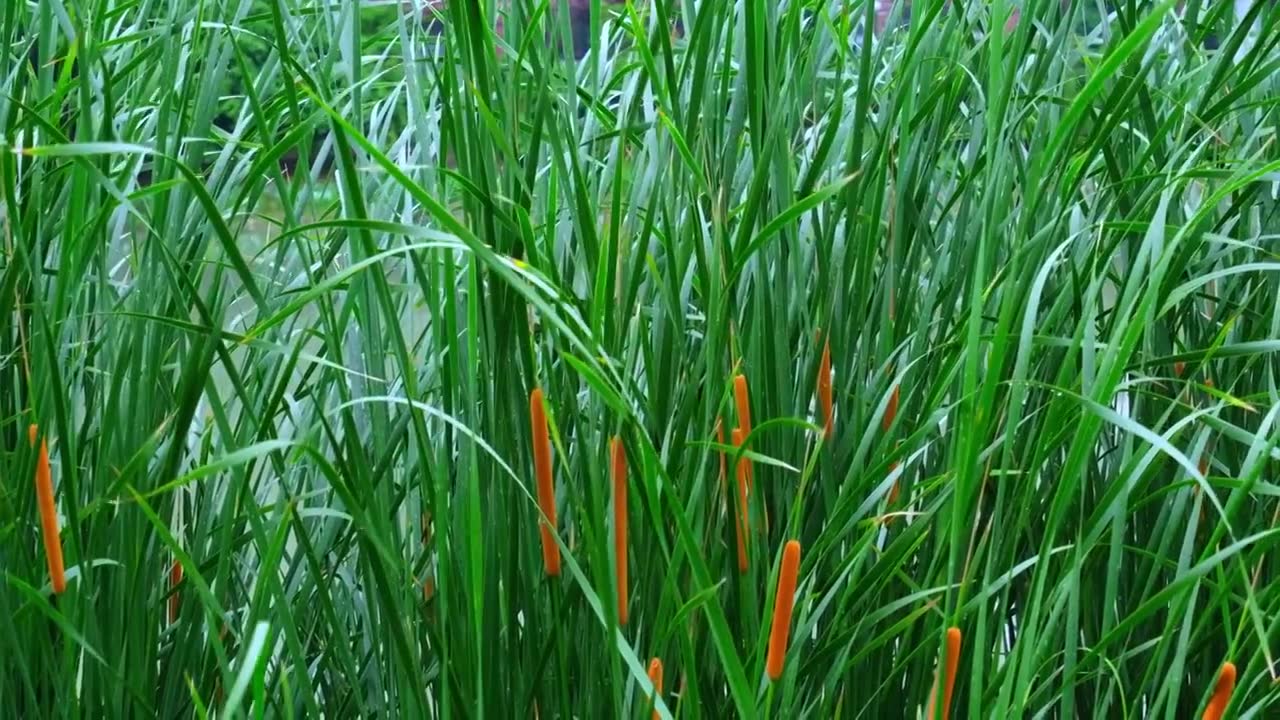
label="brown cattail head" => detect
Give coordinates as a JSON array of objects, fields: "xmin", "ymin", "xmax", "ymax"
[
  {"xmin": 1174, "ymin": 361, "xmax": 1186, "ymax": 378},
  {"xmin": 423, "ymin": 575, "xmax": 436, "ymax": 603},
  {"xmin": 925, "ymin": 627, "xmax": 963, "ymax": 719},
  {"xmin": 648, "ymin": 657, "xmax": 664, "ymax": 720},
  {"xmin": 887, "ymin": 461, "xmax": 902, "ymax": 507},
  {"xmin": 28, "ymin": 424, "xmax": 66, "ymax": 595},
  {"xmin": 766, "ymin": 540, "xmax": 802, "ymax": 680},
  {"xmin": 732, "ymin": 428, "xmax": 749, "ymax": 574},
  {"xmin": 611, "ymin": 436, "xmax": 629, "ymax": 625},
  {"xmin": 883, "ymin": 384, "xmax": 900, "ymax": 432},
  {"xmin": 168, "ymin": 560, "xmax": 183, "ymax": 624},
  {"xmin": 733, "ymin": 374, "xmax": 752, "ymax": 437},
  {"xmin": 732, "ymin": 375, "xmax": 756, "ymax": 491},
  {"xmin": 529, "ymin": 388, "xmax": 560, "ymax": 576},
  {"xmin": 886, "ymin": 440, "xmax": 904, "ymax": 517},
  {"xmin": 1202, "ymin": 661, "xmax": 1237, "ymax": 720},
  {"xmin": 942, "ymin": 627, "xmax": 962, "ymax": 720},
  {"xmin": 817, "ymin": 337, "xmax": 834, "ymax": 439}
]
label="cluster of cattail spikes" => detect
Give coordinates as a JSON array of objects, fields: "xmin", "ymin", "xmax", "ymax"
[
  {"xmin": 520, "ymin": 370, "xmax": 1258, "ymax": 718},
  {"xmin": 31, "ymin": 356, "xmax": 1233, "ymax": 716}
]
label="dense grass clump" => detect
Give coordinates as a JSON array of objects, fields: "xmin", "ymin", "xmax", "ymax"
[{"xmin": 3, "ymin": 0, "xmax": 1280, "ymax": 717}]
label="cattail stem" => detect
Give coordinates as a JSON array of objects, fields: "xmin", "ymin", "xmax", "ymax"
[
  {"xmin": 732, "ymin": 429, "xmax": 749, "ymax": 574},
  {"xmin": 817, "ymin": 337, "xmax": 833, "ymax": 439},
  {"xmin": 28, "ymin": 425, "xmax": 66, "ymax": 595},
  {"xmin": 1202, "ymin": 661, "xmax": 1236, "ymax": 720},
  {"xmin": 647, "ymin": 657, "xmax": 664, "ymax": 720},
  {"xmin": 611, "ymin": 436, "xmax": 628, "ymax": 625},
  {"xmin": 716, "ymin": 418, "xmax": 726, "ymax": 508},
  {"xmin": 766, "ymin": 540, "xmax": 802, "ymax": 680},
  {"xmin": 529, "ymin": 388, "xmax": 560, "ymax": 576}
]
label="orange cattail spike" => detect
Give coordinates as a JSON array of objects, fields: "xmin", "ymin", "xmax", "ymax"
[
  {"xmin": 1174, "ymin": 361, "xmax": 1186, "ymax": 378},
  {"xmin": 529, "ymin": 389, "xmax": 560, "ymax": 576},
  {"xmin": 647, "ymin": 657, "xmax": 664, "ymax": 720},
  {"xmin": 883, "ymin": 384, "xmax": 900, "ymax": 432},
  {"xmin": 887, "ymin": 462, "xmax": 902, "ymax": 504},
  {"xmin": 931, "ymin": 625, "xmax": 962, "ymax": 712},
  {"xmin": 766, "ymin": 540, "xmax": 802, "ymax": 680},
  {"xmin": 28, "ymin": 424, "xmax": 66, "ymax": 594},
  {"xmin": 1202, "ymin": 661, "xmax": 1237, "ymax": 720},
  {"xmin": 422, "ymin": 575, "xmax": 436, "ymax": 603},
  {"xmin": 169, "ymin": 560, "xmax": 183, "ymax": 623},
  {"xmin": 733, "ymin": 375, "xmax": 754, "ymax": 490},
  {"xmin": 732, "ymin": 429, "xmax": 749, "ymax": 574},
  {"xmin": 886, "ymin": 439, "xmax": 904, "ymax": 518},
  {"xmin": 733, "ymin": 374, "xmax": 752, "ymax": 436},
  {"xmin": 817, "ymin": 337, "xmax": 833, "ymax": 439},
  {"xmin": 611, "ymin": 436, "xmax": 629, "ymax": 625}
]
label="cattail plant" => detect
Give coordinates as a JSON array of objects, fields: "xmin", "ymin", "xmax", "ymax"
[
  {"xmin": 733, "ymin": 374, "xmax": 753, "ymax": 489},
  {"xmin": 1202, "ymin": 661, "xmax": 1236, "ymax": 720},
  {"xmin": 886, "ymin": 440, "xmax": 904, "ymax": 514},
  {"xmin": 883, "ymin": 383, "xmax": 900, "ymax": 432},
  {"xmin": 647, "ymin": 657, "xmax": 664, "ymax": 720},
  {"xmin": 766, "ymin": 540, "xmax": 801, "ymax": 680},
  {"xmin": 926, "ymin": 626, "xmax": 963, "ymax": 720},
  {"xmin": 168, "ymin": 560, "xmax": 183, "ymax": 623},
  {"xmin": 887, "ymin": 461, "xmax": 902, "ymax": 506},
  {"xmin": 611, "ymin": 436, "xmax": 628, "ymax": 625},
  {"xmin": 732, "ymin": 428, "xmax": 749, "ymax": 574},
  {"xmin": 733, "ymin": 373, "xmax": 752, "ymax": 436},
  {"xmin": 529, "ymin": 388, "xmax": 560, "ymax": 576},
  {"xmin": 817, "ymin": 335, "xmax": 833, "ymax": 439},
  {"xmin": 28, "ymin": 424, "xmax": 66, "ymax": 595}
]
